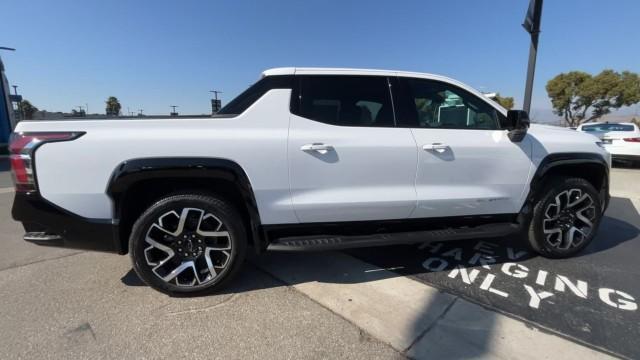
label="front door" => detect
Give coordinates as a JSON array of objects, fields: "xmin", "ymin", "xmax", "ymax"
[{"xmin": 396, "ymin": 77, "xmax": 533, "ymax": 218}]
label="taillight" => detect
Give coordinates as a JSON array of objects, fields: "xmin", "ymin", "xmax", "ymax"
[
  {"xmin": 623, "ymin": 137, "xmax": 640, "ymax": 142},
  {"xmin": 9, "ymin": 132, "xmax": 84, "ymax": 192}
]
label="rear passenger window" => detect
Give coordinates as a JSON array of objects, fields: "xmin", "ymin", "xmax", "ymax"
[
  {"xmin": 401, "ymin": 78, "xmax": 500, "ymax": 130},
  {"xmin": 295, "ymin": 76, "xmax": 395, "ymax": 127}
]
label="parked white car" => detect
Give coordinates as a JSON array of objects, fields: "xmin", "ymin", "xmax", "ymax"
[{"xmin": 577, "ymin": 122, "xmax": 640, "ymax": 163}]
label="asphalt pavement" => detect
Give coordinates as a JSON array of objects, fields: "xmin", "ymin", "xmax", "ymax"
[
  {"xmin": 0, "ymin": 191, "xmax": 401, "ymax": 360},
  {"xmin": 0, "ymin": 166, "xmax": 637, "ymax": 359}
]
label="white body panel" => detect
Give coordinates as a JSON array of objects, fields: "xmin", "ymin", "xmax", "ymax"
[
  {"xmin": 22, "ymin": 90, "xmax": 298, "ymax": 224},
  {"xmin": 15, "ymin": 67, "xmax": 610, "ymax": 225},
  {"xmin": 410, "ymin": 128, "xmax": 532, "ymax": 217},
  {"xmin": 288, "ymin": 114, "xmax": 417, "ymax": 222}
]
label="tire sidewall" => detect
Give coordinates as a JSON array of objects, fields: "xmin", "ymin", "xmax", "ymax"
[
  {"xmin": 529, "ymin": 177, "xmax": 602, "ymax": 258},
  {"xmin": 129, "ymin": 194, "xmax": 247, "ymax": 296}
]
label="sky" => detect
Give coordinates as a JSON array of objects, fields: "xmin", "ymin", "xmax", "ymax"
[{"xmin": 1, "ymin": 0, "xmax": 639, "ymax": 118}]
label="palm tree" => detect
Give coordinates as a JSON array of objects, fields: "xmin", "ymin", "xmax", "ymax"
[{"xmin": 105, "ymin": 96, "xmax": 121, "ymax": 117}]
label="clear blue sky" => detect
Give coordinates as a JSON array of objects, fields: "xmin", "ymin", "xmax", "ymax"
[{"xmin": 1, "ymin": 0, "xmax": 639, "ymax": 117}]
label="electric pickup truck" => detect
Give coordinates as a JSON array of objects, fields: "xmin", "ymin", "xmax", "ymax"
[{"xmin": 10, "ymin": 68, "xmax": 610, "ymax": 295}]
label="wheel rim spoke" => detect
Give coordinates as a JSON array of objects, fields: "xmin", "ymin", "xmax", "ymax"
[
  {"xmin": 542, "ymin": 188, "xmax": 596, "ymax": 250},
  {"xmin": 143, "ymin": 207, "xmax": 233, "ymax": 287}
]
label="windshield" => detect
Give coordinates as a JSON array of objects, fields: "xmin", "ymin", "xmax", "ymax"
[{"xmin": 582, "ymin": 123, "xmax": 635, "ymax": 132}]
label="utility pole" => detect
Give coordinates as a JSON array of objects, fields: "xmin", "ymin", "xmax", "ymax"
[
  {"xmin": 522, "ymin": 0, "xmax": 543, "ymax": 114},
  {"xmin": 170, "ymin": 105, "xmax": 178, "ymax": 116},
  {"xmin": 86, "ymin": 103, "xmax": 89, "ymax": 115},
  {"xmin": 210, "ymin": 90, "xmax": 223, "ymax": 114},
  {"xmin": 138, "ymin": 109, "xmax": 144, "ymax": 116},
  {"xmin": 209, "ymin": 90, "xmax": 222, "ymax": 100},
  {"xmin": 12, "ymin": 85, "xmax": 22, "ymax": 120}
]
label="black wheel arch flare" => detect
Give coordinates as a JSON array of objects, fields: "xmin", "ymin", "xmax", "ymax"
[
  {"xmin": 106, "ymin": 157, "xmax": 265, "ymax": 254},
  {"xmin": 518, "ymin": 152, "xmax": 610, "ymax": 224}
]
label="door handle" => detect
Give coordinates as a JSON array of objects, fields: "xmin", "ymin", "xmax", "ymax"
[
  {"xmin": 422, "ymin": 143, "xmax": 449, "ymax": 153},
  {"xmin": 301, "ymin": 143, "xmax": 333, "ymax": 153}
]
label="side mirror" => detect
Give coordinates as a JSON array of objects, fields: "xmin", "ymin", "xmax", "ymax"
[{"xmin": 506, "ymin": 110, "xmax": 530, "ymax": 142}]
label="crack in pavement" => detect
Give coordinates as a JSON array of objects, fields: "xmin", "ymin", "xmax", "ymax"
[
  {"xmin": 0, "ymin": 251, "xmax": 85, "ymax": 272},
  {"xmin": 166, "ymin": 293, "xmax": 241, "ymax": 316},
  {"xmin": 402, "ymin": 296, "xmax": 459, "ymax": 354}
]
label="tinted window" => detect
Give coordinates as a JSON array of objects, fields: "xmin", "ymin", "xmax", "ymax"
[
  {"xmin": 581, "ymin": 123, "xmax": 635, "ymax": 132},
  {"xmin": 294, "ymin": 76, "xmax": 395, "ymax": 127},
  {"xmin": 399, "ymin": 78, "xmax": 500, "ymax": 130},
  {"xmin": 217, "ymin": 75, "xmax": 293, "ymax": 116}
]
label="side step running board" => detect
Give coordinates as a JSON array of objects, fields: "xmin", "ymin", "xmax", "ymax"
[
  {"xmin": 267, "ymin": 223, "xmax": 519, "ymax": 252},
  {"xmin": 24, "ymin": 232, "xmax": 64, "ymax": 244}
]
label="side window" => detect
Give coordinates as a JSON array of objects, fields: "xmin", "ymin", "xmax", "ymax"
[
  {"xmin": 217, "ymin": 75, "xmax": 293, "ymax": 116},
  {"xmin": 402, "ymin": 78, "xmax": 500, "ymax": 130},
  {"xmin": 294, "ymin": 76, "xmax": 395, "ymax": 127}
]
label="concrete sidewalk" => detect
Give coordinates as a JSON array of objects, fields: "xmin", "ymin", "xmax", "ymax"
[
  {"xmin": 254, "ymin": 252, "xmax": 614, "ymax": 359},
  {"xmin": 610, "ymin": 167, "xmax": 640, "ymax": 212}
]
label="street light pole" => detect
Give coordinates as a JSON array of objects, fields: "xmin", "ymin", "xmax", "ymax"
[
  {"xmin": 522, "ymin": 0, "xmax": 543, "ymax": 114},
  {"xmin": 522, "ymin": 33, "xmax": 540, "ymax": 114}
]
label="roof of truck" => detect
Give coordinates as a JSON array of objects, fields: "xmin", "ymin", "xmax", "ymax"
[
  {"xmin": 261, "ymin": 67, "xmax": 507, "ymax": 114},
  {"xmin": 263, "ymin": 67, "xmax": 453, "ymax": 81}
]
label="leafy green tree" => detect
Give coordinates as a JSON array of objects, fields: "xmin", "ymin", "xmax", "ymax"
[
  {"xmin": 493, "ymin": 93, "xmax": 514, "ymax": 110},
  {"xmin": 105, "ymin": 96, "xmax": 122, "ymax": 116},
  {"xmin": 19, "ymin": 100, "xmax": 38, "ymax": 120},
  {"xmin": 546, "ymin": 70, "xmax": 640, "ymax": 126}
]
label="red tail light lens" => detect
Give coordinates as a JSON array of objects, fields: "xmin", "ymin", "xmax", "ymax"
[
  {"xmin": 9, "ymin": 132, "xmax": 84, "ymax": 192},
  {"xmin": 623, "ymin": 137, "xmax": 640, "ymax": 142}
]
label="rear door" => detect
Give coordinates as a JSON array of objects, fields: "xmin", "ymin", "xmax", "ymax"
[
  {"xmin": 287, "ymin": 75, "xmax": 418, "ymax": 223},
  {"xmin": 395, "ymin": 76, "xmax": 533, "ymax": 218}
]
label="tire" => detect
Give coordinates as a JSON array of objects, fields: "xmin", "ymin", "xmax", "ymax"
[
  {"xmin": 129, "ymin": 193, "xmax": 247, "ymax": 296},
  {"xmin": 527, "ymin": 177, "xmax": 603, "ymax": 258}
]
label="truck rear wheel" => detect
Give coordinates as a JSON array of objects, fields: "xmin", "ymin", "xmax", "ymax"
[
  {"xmin": 129, "ymin": 193, "xmax": 247, "ymax": 295},
  {"xmin": 527, "ymin": 177, "xmax": 603, "ymax": 258}
]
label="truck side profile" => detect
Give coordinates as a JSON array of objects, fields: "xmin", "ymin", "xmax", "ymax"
[{"xmin": 11, "ymin": 68, "xmax": 610, "ymax": 294}]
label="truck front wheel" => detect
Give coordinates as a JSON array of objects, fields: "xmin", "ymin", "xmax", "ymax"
[
  {"xmin": 527, "ymin": 177, "xmax": 603, "ymax": 258},
  {"xmin": 129, "ymin": 193, "xmax": 247, "ymax": 295}
]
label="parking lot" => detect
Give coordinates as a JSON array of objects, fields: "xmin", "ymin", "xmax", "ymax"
[{"xmin": 0, "ymin": 166, "xmax": 638, "ymax": 359}]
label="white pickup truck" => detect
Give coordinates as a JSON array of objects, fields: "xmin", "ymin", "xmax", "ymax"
[{"xmin": 10, "ymin": 68, "xmax": 610, "ymax": 295}]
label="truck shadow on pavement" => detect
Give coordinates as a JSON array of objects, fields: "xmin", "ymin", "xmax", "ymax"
[
  {"xmin": 119, "ymin": 196, "xmax": 638, "ymax": 358},
  {"xmin": 121, "ymin": 197, "xmax": 639, "ymax": 290}
]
